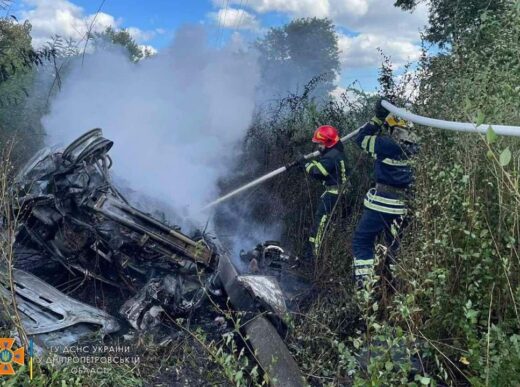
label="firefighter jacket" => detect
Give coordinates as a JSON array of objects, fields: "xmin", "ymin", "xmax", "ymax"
[
  {"xmin": 305, "ymin": 141, "xmax": 348, "ymax": 193},
  {"xmin": 353, "ymin": 117, "xmax": 417, "ymax": 215}
]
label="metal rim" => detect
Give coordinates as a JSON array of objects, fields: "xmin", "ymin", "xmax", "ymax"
[{"xmin": 62, "ymin": 128, "xmax": 103, "ymax": 161}]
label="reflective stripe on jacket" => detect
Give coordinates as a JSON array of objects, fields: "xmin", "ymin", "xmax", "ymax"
[
  {"xmin": 305, "ymin": 141, "xmax": 348, "ymax": 188},
  {"xmin": 353, "ymin": 117, "xmax": 415, "ymax": 188}
]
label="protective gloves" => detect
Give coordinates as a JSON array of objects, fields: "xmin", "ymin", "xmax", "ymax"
[
  {"xmin": 296, "ymin": 155, "xmax": 308, "ymax": 170},
  {"xmin": 286, "ymin": 155, "xmax": 307, "ymax": 170},
  {"xmin": 374, "ymin": 97, "xmax": 390, "ymax": 121}
]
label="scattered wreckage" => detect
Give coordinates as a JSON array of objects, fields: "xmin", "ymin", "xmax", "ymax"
[{"xmin": 0, "ymin": 129, "xmax": 304, "ymax": 385}]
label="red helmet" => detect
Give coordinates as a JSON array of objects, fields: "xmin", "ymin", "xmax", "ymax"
[{"xmin": 312, "ymin": 125, "xmax": 340, "ymax": 148}]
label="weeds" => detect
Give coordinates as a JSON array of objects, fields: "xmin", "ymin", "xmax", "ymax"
[{"xmin": 0, "ymin": 141, "xmax": 28, "ymax": 346}]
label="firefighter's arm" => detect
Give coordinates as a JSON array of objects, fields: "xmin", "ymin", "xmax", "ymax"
[
  {"xmin": 353, "ymin": 117, "xmax": 384, "ymax": 150},
  {"xmin": 354, "ymin": 98, "xmax": 391, "ymax": 153},
  {"xmin": 355, "ymin": 119, "xmax": 401, "ymax": 159},
  {"xmin": 305, "ymin": 157, "xmax": 333, "ymax": 181}
]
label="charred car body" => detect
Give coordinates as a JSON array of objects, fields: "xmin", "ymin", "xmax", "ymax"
[{"xmin": 1, "ymin": 129, "xmax": 304, "ymax": 385}]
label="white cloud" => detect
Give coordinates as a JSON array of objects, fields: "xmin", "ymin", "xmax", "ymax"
[
  {"xmin": 330, "ymin": 86, "xmax": 347, "ymax": 101},
  {"xmin": 212, "ymin": 0, "xmax": 329, "ymax": 17},
  {"xmin": 210, "ymin": 7, "xmax": 260, "ymax": 30},
  {"xmin": 330, "ymin": 0, "xmax": 370, "ymax": 17},
  {"xmin": 212, "ymin": 0, "xmax": 427, "ymax": 71},
  {"xmin": 213, "ymin": 0, "xmax": 427, "ymax": 39},
  {"xmin": 20, "ymin": 0, "xmax": 157, "ymax": 48},
  {"xmin": 332, "ymin": 0, "xmax": 428, "ymax": 40},
  {"xmin": 126, "ymin": 27, "xmax": 158, "ymax": 43},
  {"xmin": 329, "ymin": 86, "xmax": 373, "ymax": 104},
  {"xmin": 139, "ymin": 44, "xmax": 158, "ymax": 57},
  {"xmin": 338, "ymin": 32, "xmax": 421, "ymax": 68},
  {"xmin": 20, "ymin": 0, "xmax": 116, "ymax": 47}
]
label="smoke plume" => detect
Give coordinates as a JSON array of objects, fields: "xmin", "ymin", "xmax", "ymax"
[{"xmin": 43, "ymin": 26, "xmax": 260, "ymax": 229}]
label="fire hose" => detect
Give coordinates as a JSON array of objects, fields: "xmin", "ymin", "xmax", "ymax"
[
  {"xmin": 202, "ymin": 100, "xmax": 520, "ymax": 210},
  {"xmin": 381, "ymin": 100, "xmax": 520, "ymax": 137}
]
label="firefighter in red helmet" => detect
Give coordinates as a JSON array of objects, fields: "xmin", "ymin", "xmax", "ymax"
[{"xmin": 301, "ymin": 125, "xmax": 348, "ymax": 260}]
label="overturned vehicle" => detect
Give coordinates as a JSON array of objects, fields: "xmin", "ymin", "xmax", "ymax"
[{"xmin": 1, "ymin": 129, "xmax": 304, "ymax": 385}]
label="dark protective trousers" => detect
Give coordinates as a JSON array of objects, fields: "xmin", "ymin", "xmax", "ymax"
[
  {"xmin": 352, "ymin": 207, "xmax": 404, "ymax": 281},
  {"xmin": 308, "ymin": 191, "xmax": 339, "ymax": 257}
]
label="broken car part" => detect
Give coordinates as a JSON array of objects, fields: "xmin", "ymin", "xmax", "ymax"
[
  {"xmin": 217, "ymin": 252, "xmax": 305, "ymax": 386},
  {"xmin": 0, "ymin": 268, "xmax": 120, "ymax": 350},
  {"xmin": 3, "ymin": 128, "xmax": 304, "ymax": 384}
]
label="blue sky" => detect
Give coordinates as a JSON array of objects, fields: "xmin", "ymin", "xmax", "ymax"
[
  {"xmin": 72, "ymin": 0, "xmax": 212, "ymax": 48},
  {"xmin": 15, "ymin": 0, "xmax": 429, "ymax": 91}
]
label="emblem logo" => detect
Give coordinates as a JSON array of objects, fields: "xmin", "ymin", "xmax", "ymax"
[{"xmin": 0, "ymin": 338, "xmax": 24, "ymax": 376}]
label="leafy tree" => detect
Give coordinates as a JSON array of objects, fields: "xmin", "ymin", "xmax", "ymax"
[
  {"xmin": 95, "ymin": 27, "xmax": 149, "ymax": 62},
  {"xmin": 0, "ymin": 19, "xmax": 54, "ymax": 94},
  {"xmin": 0, "ymin": 18, "xmax": 55, "ymax": 159},
  {"xmin": 0, "ymin": 19, "xmax": 32, "ymax": 117},
  {"xmin": 255, "ymin": 17, "xmax": 340, "ymax": 100},
  {"xmin": 0, "ymin": 19, "xmax": 32, "ymax": 84},
  {"xmin": 394, "ymin": 0, "xmax": 509, "ymax": 46}
]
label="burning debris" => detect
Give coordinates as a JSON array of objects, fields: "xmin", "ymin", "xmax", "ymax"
[{"xmin": 1, "ymin": 129, "xmax": 305, "ymax": 386}]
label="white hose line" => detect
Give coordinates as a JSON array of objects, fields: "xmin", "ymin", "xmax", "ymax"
[
  {"xmin": 201, "ymin": 128, "xmax": 361, "ymax": 211},
  {"xmin": 382, "ymin": 100, "xmax": 520, "ymax": 137},
  {"xmin": 201, "ymin": 166, "xmax": 288, "ymax": 210}
]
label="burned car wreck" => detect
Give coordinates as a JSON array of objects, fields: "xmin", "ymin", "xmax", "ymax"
[{"xmin": 1, "ymin": 129, "xmax": 304, "ymax": 385}]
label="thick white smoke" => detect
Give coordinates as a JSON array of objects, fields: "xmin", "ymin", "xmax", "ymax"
[{"xmin": 43, "ymin": 26, "xmax": 260, "ymax": 227}]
